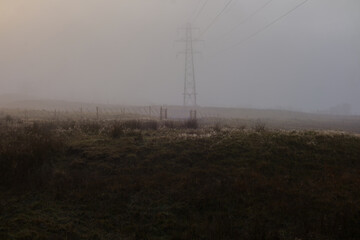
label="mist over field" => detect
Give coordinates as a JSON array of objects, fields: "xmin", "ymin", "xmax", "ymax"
[
  {"xmin": 0, "ymin": 0, "xmax": 359, "ymax": 114},
  {"xmin": 2, "ymin": 2, "xmax": 360, "ymax": 239}
]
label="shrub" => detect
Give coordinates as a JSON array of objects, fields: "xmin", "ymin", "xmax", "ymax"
[
  {"xmin": 121, "ymin": 120, "xmax": 158, "ymax": 131},
  {"xmin": 4, "ymin": 114, "xmax": 14, "ymax": 123},
  {"xmin": 110, "ymin": 122, "xmax": 124, "ymax": 138},
  {"xmin": 141, "ymin": 120, "xmax": 158, "ymax": 130},
  {"xmin": 184, "ymin": 119, "xmax": 198, "ymax": 129},
  {"xmin": 253, "ymin": 120, "xmax": 266, "ymax": 132},
  {"xmin": 213, "ymin": 122, "xmax": 222, "ymax": 132},
  {"xmin": 237, "ymin": 125, "xmax": 246, "ymax": 130},
  {"xmin": 78, "ymin": 121, "xmax": 102, "ymax": 135},
  {"xmin": 164, "ymin": 120, "xmax": 175, "ymax": 129},
  {"xmin": 122, "ymin": 120, "xmax": 142, "ymax": 130}
]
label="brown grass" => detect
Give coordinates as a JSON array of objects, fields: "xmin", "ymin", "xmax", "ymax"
[{"xmin": 0, "ymin": 120, "xmax": 360, "ymax": 239}]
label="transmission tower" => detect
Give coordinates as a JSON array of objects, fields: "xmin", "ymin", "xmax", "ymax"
[{"xmin": 178, "ymin": 23, "xmax": 200, "ymax": 106}]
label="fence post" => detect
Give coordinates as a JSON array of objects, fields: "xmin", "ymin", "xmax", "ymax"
[
  {"xmin": 96, "ymin": 106, "xmax": 99, "ymax": 120},
  {"xmin": 165, "ymin": 108, "xmax": 168, "ymax": 120},
  {"xmin": 160, "ymin": 107, "xmax": 163, "ymax": 121}
]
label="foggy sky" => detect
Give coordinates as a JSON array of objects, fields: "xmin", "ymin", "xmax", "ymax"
[{"xmin": 1, "ymin": 0, "xmax": 359, "ymax": 114}]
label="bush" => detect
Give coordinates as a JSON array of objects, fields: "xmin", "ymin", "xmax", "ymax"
[
  {"xmin": 4, "ymin": 114, "xmax": 14, "ymax": 123},
  {"xmin": 164, "ymin": 120, "xmax": 176, "ymax": 129},
  {"xmin": 141, "ymin": 120, "xmax": 158, "ymax": 130},
  {"xmin": 78, "ymin": 121, "xmax": 102, "ymax": 135},
  {"xmin": 253, "ymin": 120, "xmax": 266, "ymax": 132},
  {"xmin": 121, "ymin": 120, "xmax": 158, "ymax": 131},
  {"xmin": 213, "ymin": 122, "xmax": 222, "ymax": 132},
  {"xmin": 184, "ymin": 119, "xmax": 198, "ymax": 129},
  {"xmin": 122, "ymin": 120, "xmax": 142, "ymax": 130},
  {"xmin": 110, "ymin": 122, "xmax": 124, "ymax": 138}
]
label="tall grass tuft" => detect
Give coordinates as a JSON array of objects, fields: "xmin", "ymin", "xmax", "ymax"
[{"xmin": 0, "ymin": 123, "xmax": 65, "ymax": 189}]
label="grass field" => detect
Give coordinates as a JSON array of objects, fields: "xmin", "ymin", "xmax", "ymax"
[{"xmin": 1, "ymin": 119, "xmax": 360, "ymax": 240}]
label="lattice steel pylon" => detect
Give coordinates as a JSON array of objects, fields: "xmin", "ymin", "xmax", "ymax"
[{"xmin": 178, "ymin": 23, "xmax": 200, "ymax": 106}]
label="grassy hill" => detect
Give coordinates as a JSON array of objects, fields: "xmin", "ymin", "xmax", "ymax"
[{"xmin": 1, "ymin": 120, "xmax": 360, "ymax": 239}]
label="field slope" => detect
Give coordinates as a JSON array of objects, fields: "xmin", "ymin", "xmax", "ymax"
[{"xmin": 1, "ymin": 122, "xmax": 360, "ymax": 240}]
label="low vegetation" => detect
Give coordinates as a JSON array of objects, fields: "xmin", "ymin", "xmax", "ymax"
[{"xmin": 0, "ymin": 119, "xmax": 360, "ymax": 240}]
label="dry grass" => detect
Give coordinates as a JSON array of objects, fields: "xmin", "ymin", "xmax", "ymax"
[{"xmin": 1, "ymin": 120, "xmax": 360, "ymax": 240}]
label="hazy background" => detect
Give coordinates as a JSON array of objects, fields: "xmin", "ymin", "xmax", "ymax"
[{"xmin": 1, "ymin": 0, "xmax": 359, "ymax": 114}]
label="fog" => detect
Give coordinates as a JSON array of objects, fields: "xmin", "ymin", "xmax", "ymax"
[{"xmin": 1, "ymin": 0, "xmax": 359, "ymax": 114}]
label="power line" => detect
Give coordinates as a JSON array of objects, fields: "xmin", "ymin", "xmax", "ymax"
[
  {"xmin": 188, "ymin": 0, "xmax": 203, "ymax": 23},
  {"xmin": 199, "ymin": 0, "xmax": 235, "ymax": 37},
  {"xmin": 219, "ymin": 0, "xmax": 274, "ymax": 41},
  {"xmin": 193, "ymin": 0, "xmax": 210, "ymax": 23},
  {"xmin": 217, "ymin": 0, "xmax": 309, "ymax": 55}
]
